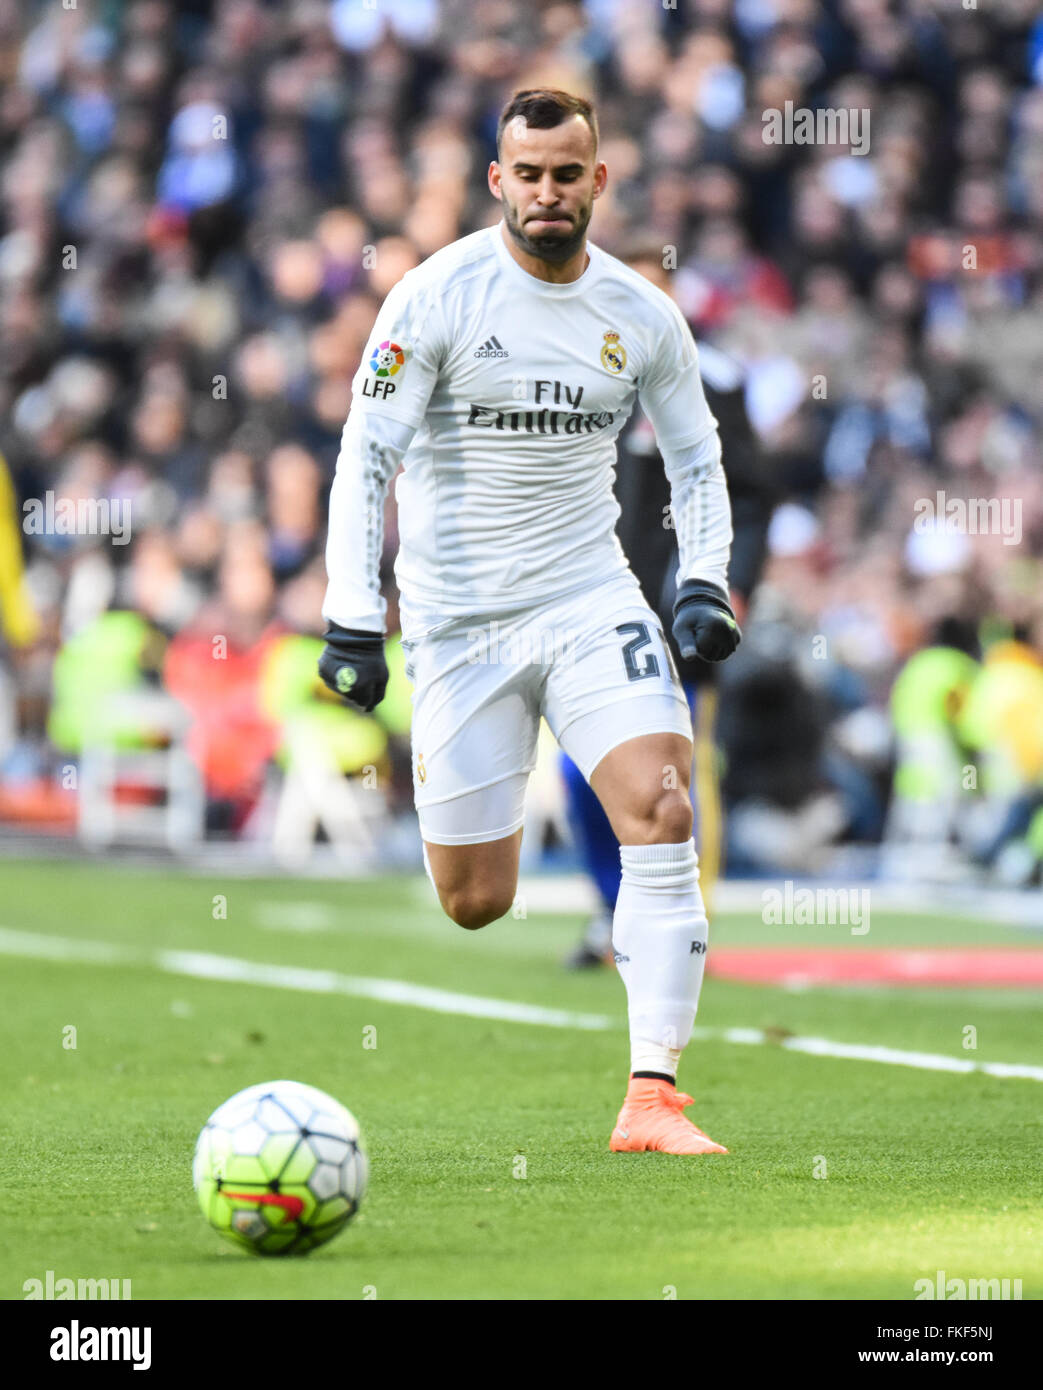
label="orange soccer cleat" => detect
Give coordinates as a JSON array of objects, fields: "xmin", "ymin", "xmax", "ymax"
[{"xmin": 609, "ymin": 1077, "xmax": 728, "ymax": 1155}]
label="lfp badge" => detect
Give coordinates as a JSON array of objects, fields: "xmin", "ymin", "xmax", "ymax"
[
  {"xmin": 364, "ymin": 339, "xmax": 406, "ymax": 400},
  {"xmin": 370, "ymin": 340, "xmax": 405, "ymax": 377},
  {"xmin": 601, "ymin": 330, "xmax": 626, "ymax": 374}
]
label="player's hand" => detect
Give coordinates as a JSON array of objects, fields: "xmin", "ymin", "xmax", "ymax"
[
  {"xmin": 318, "ymin": 623, "xmax": 388, "ymax": 712},
  {"xmin": 672, "ymin": 580, "xmax": 742, "ymax": 663}
]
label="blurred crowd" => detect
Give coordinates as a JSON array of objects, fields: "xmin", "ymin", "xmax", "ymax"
[{"xmin": 0, "ymin": 0, "xmax": 1041, "ymax": 880}]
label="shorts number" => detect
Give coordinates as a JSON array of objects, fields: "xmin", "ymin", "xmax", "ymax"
[
  {"xmin": 617, "ymin": 621, "xmax": 684, "ymax": 690},
  {"xmin": 616, "ymin": 622, "xmax": 660, "ymax": 682}
]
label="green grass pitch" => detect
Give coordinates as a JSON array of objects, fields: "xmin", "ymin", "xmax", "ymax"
[{"xmin": 0, "ymin": 859, "xmax": 1040, "ymax": 1300}]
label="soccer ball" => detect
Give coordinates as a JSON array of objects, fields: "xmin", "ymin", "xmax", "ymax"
[{"xmin": 193, "ymin": 1079, "xmax": 368, "ymax": 1255}]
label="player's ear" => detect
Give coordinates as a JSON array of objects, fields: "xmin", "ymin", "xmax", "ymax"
[
  {"xmin": 593, "ymin": 161, "xmax": 607, "ymax": 198},
  {"xmin": 488, "ymin": 161, "xmax": 502, "ymax": 200}
]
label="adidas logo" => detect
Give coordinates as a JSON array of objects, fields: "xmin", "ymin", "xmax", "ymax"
[{"xmin": 474, "ymin": 335, "xmax": 509, "ymax": 359}]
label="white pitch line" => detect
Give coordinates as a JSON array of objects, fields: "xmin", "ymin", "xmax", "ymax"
[
  {"xmin": 692, "ymin": 1026, "xmax": 1043, "ymax": 1082},
  {"xmin": 0, "ymin": 927, "xmax": 128, "ymax": 964},
  {"xmin": 0, "ymin": 927, "xmax": 611, "ymax": 1031},
  {"xmin": 156, "ymin": 948, "xmax": 613, "ymax": 1030},
  {"xmin": 3, "ymin": 927, "xmax": 1043, "ymax": 1079}
]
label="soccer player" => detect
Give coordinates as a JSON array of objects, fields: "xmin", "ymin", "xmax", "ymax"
[{"xmin": 320, "ymin": 89, "xmax": 741, "ymax": 1155}]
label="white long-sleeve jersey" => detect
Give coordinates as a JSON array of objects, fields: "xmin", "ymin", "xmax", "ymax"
[{"xmin": 323, "ymin": 222, "xmax": 732, "ymax": 639}]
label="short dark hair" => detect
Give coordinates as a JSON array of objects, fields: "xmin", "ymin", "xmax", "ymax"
[{"xmin": 496, "ymin": 89, "xmax": 598, "ymax": 159}]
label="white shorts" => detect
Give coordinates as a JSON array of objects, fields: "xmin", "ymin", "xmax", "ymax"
[{"xmin": 402, "ymin": 572, "xmax": 693, "ymax": 845}]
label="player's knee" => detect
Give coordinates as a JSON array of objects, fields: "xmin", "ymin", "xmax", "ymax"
[
  {"xmin": 441, "ymin": 885, "xmax": 514, "ymax": 930},
  {"xmin": 634, "ymin": 787, "xmax": 693, "ymax": 845}
]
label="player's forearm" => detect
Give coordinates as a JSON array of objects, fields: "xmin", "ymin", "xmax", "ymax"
[
  {"xmin": 321, "ymin": 408, "xmax": 414, "ymax": 633},
  {"xmin": 663, "ymin": 429, "xmax": 733, "ymax": 595}
]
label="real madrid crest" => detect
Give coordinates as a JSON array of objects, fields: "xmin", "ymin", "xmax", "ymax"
[{"xmin": 601, "ymin": 330, "xmax": 626, "ymax": 374}]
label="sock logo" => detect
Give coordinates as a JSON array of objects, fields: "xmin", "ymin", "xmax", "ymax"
[
  {"xmin": 613, "ymin": 951, "xmax": 629, "ymax": 964},
  {"xmin": 690, "ymin": 940, "xmax": 706, "ymax": 954}
]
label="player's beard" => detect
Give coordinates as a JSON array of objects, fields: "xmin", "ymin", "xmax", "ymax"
[{"xmin": 501, "ymin": 193, "xmax": 592, "ymax": 265}]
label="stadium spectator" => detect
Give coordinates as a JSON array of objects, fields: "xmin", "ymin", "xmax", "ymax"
[{"xmin": 0, "ymin": 0, "xmax": 1038, "ymax": 877}]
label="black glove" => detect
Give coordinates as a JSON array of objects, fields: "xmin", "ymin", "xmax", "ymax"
[
  {"xmin": 318, "ymin": 623, "xmax": 388, "ymax": 712},
  {"xmin": 672, "ymin": 580, "xmax": 742, "ymax": 663}
]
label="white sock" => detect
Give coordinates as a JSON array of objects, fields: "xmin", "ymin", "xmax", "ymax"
[{"xmin": 612, "ymin": 839, "xmax": 708, "ymax": 1079}]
